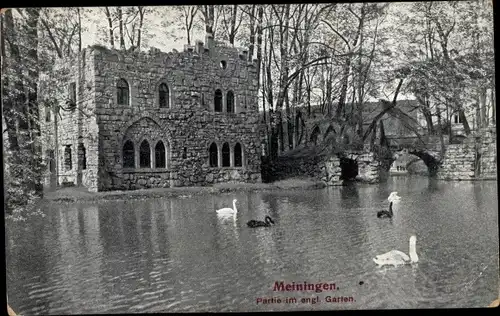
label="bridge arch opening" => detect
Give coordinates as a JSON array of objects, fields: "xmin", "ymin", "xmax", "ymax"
[
  {"xmin": 340, "ymin": 157, "xmax": 359, "ymax": 181},
  {"xmin": 390, "ymin": 148, "xmax": 441, "ymax": 177}
]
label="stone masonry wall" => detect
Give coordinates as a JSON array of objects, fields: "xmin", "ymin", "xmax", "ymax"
[
  {"xmin": 92, "ymin": 40, "xmax": 262, "ymax": 191},
  {"xmin": 478, "ymin": 126, "xmax": 497, "ymax": 179},
  {"xmin": 341, "ymin": 151, "xmax": 381, "ymax": 183},
  {"xmin": 262, "ymin": 150, "xmax": 382, "ymax": 186},
  {"xmin": 436, "ymin": 141, "xmax": 477, "ymax": 180},
  {"xmin": 39, "ymin": 50, "xmax": 99, "ymax": 191},
  {"xmin": 436, "ymin": 126, "xmax": 496, "ymax": 180}
]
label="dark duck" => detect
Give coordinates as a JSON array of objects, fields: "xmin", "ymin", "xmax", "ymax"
[
  {"xmin": 377, "ymin": 201, "xmax": 394, "ymax": 218},
  {"xmin": 247, "ymin": 216, "xmax": 275, "ymax": 228}
]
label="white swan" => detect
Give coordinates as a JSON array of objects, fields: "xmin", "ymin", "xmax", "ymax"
[
  {"xmin": 216, "ymin": 199, "xmax": 238, "ymax": 216},
  {"xmin": 388, "ymin": 191, "xmax": 401, "ymax": 203},
  {"xmin": 373, "ymin": 235, "xmax": 419, "ymax": 267}
]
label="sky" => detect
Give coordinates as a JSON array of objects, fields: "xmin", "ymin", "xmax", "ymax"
[{"xmin": 82, "ymin": 7, "xmax": 212, "ymax": 54}]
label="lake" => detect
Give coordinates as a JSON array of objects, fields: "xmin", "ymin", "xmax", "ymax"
[{"xmin": 5, "ymin": 176, "xmax": 499, "ymax": 313}]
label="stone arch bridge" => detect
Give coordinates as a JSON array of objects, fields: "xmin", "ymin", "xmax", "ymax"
[
  {"xmin": 384, "ymin": 135, "xmax": 445, "ymax": 175},
  {"xmin": 304, "ymin": 118, "xmax": 445, "ymax": 174},
  {"xmin": 299, "ymin": 115, "xmax": 449, "ymax": 177},
  {"xmin": 269, "ymin": 118, "xmax": 495, "ymax": 185}
]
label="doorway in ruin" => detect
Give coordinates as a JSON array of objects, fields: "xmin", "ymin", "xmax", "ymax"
[
  {"xmin": 340, "ymin": 157, "xmax": 359, "ymax": 181},
  {"xmin": 310, "ymin": 126, "xmax": 321, "ymax": 146}
]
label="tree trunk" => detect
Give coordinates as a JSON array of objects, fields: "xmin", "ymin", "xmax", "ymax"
[
  {"xmin": 307, "ymin": 84, "xmax": 312, "ymax": 117},
  {"xmin": 356, "ymin": 6, "xmax": 365, "ymax": 138},
  {"xmin": 336, "ymin": 15, "xmax": 362, "ymax": 119},
  {"xmin": 277, "ymin": 4, "xmax": 290, "ymax": 154},
  {"xmin": 491, "ymin": 87, "xmax": 496, "ymax": 125},
  {"xmin": 247, "ymin": 5, "xmax": 256, "ymax": 62},
  {"xmin": 26, "ymin": 8, "xmax": 43, "ymax": 195},
  {"xmin": 379, "ymin": 120, "xmax": 387, "ymax": 147},
  {"xmin": 370, "ymin": 122, "xmax": 377, "ymax": 150},
  {"xmin": 209, "ymin": 6, "xmax": 215, "ymax": 36},
  {"xmin": 266, "ymin": 28, "xmax": 277, "ymax": 159},
  {"xmin": 77, "ymin": 8, "xmax": 82, "ymax": 52},
  {"xmin": 458, "ymin": 108, "xmax": 471, "ymax": 134},
  {"xmin": 255, "ymin": 6, "xmax": 265, "ymax": 154},
  {"xmin": 295, "ymin": 109, "xmax": 300, "ymax": 147},
  {"xmin": 3, "ymin": 9, "xmax": 24, "ymax": 153},
  {"xmin": 475, "ymin": 95, "xmax": 481, "ymax": 130},
  {"xmin": 229, "ymin": 5, "xmax": 238, "ymax": 45},
  {"xmin": 479, "ymin": 87, "xmax": 487, "ymax": 127},
  {"xmin": 118, "ymin": 7, "xmax": 125, "ymax": 50},
  {"xmin": 417, "ymin": 95, "xmax": 434, "ymax": 134},
  {"xmin": 255, "ymin": 6, "xmax": 264, "ymax": 87},
  {"xmin": 137, "ymin": 7, "xmax": 145, "ymax": 50},
  {"xmin": 1, "ymin": 13, "xmax": 19, "ymax": 153},
  {"xmin": 436, "ymin": 105, "xmax": 446, "ymax": 156},
  {"xmin": 286, "ymin": 93, "xmax": 293, "ymax": 150},
  {"xmin": 104, "ymin": 7, "xmax": 114, "ymax": 48},
  {"xmin": 201, "ymin": 5, "xmax": 216, "ymax": 36}
]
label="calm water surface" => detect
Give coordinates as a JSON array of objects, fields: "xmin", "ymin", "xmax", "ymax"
[{"xmin": 5, "ymin": 176, "xmax": 499, "ymax": 313}]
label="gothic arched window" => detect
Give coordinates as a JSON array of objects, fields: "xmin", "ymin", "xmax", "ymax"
[
  {"xmin": 214, "ymin": 89, "xmax": 223, "ymax": 112},
  {"xmin": 155, "ymin": 141, "xmax": 166, "ymax": 168},
  {"xmin": 209, "ymin": 142, "xmax": 218, "ymax": 167},
  {"xmin": 234, "ymin": 143, "xmax": 242, "ymax": 167},
  {"xmin": 117, "ymin": 79, "xmax": 130, "ymax": 105},
  {"xmin": 222, "ymin": 142, "xmax": 230, "ymax": 167},
  {"xmin": 139, "ymin": 140, "xmax": 151, "ymax": 168},
  {"xmin": 123, "ymin": 140, "xmax": 135, "ymax": 168},
  {"xmin": 159, "ymin": 83, "xmax": 169, "ymax": 108},
  {"xmin": 226, "ymin": 91, "xmax": 235, "ymax": 113}
]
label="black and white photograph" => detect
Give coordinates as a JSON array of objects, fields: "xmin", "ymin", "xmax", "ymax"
[{"xmin": 2, "ymin": 1, "xmax": 499, "ymax": 314}]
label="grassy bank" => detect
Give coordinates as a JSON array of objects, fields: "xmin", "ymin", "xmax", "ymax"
[{"xmin": 43, "ymin": 178, "xmax": 326, "ymax": 203}]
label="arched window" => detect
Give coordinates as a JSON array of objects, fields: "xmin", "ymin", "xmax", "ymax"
[
  {"xmin": 123, "ymin": 140, "xmax": 135, "ymax": 168},
  {"xmin": 64, "ymin": 145, "xmax": 72, "ymax": 170},
  {"xmin": 159, "ymin": 83, "xmax": 169, "ymax": 108},
  {"xmin": 117, "ymin": 79, "xmax": 129, "ymax": 105},
  {"xmin": 234, "ymin": 143, "xmax": 242, "ymax": 167},
  {"xmin": 214, "ymin": 89, "xmax": 223, "ymax": 112},
  {"xmin": 209, "ymin": 142, "xmax": 218, "ymax": 167},
  {"xmin": 78, "ymin": 143, "xmax": 86, "ymax": 170},
  {"xmin": 139, "ymin": 140, "xmax": 151, "ymax": 168},
  {"xmin": 222, "ymin": 142, "xmax": 230, "ymax": 167},
  {"xmin": 155, "ymin": 141, "xmax": 166, "ymax": 168},
  {"xmin": 227, "ymin": 91, "xmax": 235, "ymax": 113}
]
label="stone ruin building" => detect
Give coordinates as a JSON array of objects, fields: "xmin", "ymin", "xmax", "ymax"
[{"xmin": 39, "ymin": 34, "xmax": 263, "ymax": 192}]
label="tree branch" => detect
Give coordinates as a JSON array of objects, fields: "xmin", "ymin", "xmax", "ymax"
[
  {"xmin": 320, "ymin": 19, "xmax": 351, "ymax": 50},
  {"xmin": 362, "ymin": 79, "xmax": 404, "ymax": 141}
]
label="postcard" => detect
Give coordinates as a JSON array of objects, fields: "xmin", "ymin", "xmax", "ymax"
[{"xmin": 3, "ymin": 2, "xmax": 498, "ymax": 314}]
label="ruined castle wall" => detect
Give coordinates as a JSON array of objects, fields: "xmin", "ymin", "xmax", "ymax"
[
  {"xmin": 478, "ymin": 126, "xmax": 497, "ymax": 179},
  {"xmin": 92, "ymin": 43, "xmax": 262, "ymax": 190},
  {"xmin": 348, "ymin": 152, "xmax": 382, "ymax": 183},
  {"xmin": 436, "ymin": 142, "xmax": 477, "ymax": 180},
  {"xmin": 436, "ymin": 126, "xmax": 497, "ymax": 180},
  {"xmin": 39, "ymin": 50, "xmax": 99, "ymax": 191}
]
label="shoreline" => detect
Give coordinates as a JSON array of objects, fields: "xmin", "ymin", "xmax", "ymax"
[
  {"xmin": 43, "ymin": 178, "xmax": 327, "ymax": 203},
  {"xmin": 41, "ymin": 176, "xmax": 497, "ymax": 204}
]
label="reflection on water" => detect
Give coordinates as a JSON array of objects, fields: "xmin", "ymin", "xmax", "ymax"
[{"xmin": 5, "ymin": 176, "xmax": 499, "ymax": 313}]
